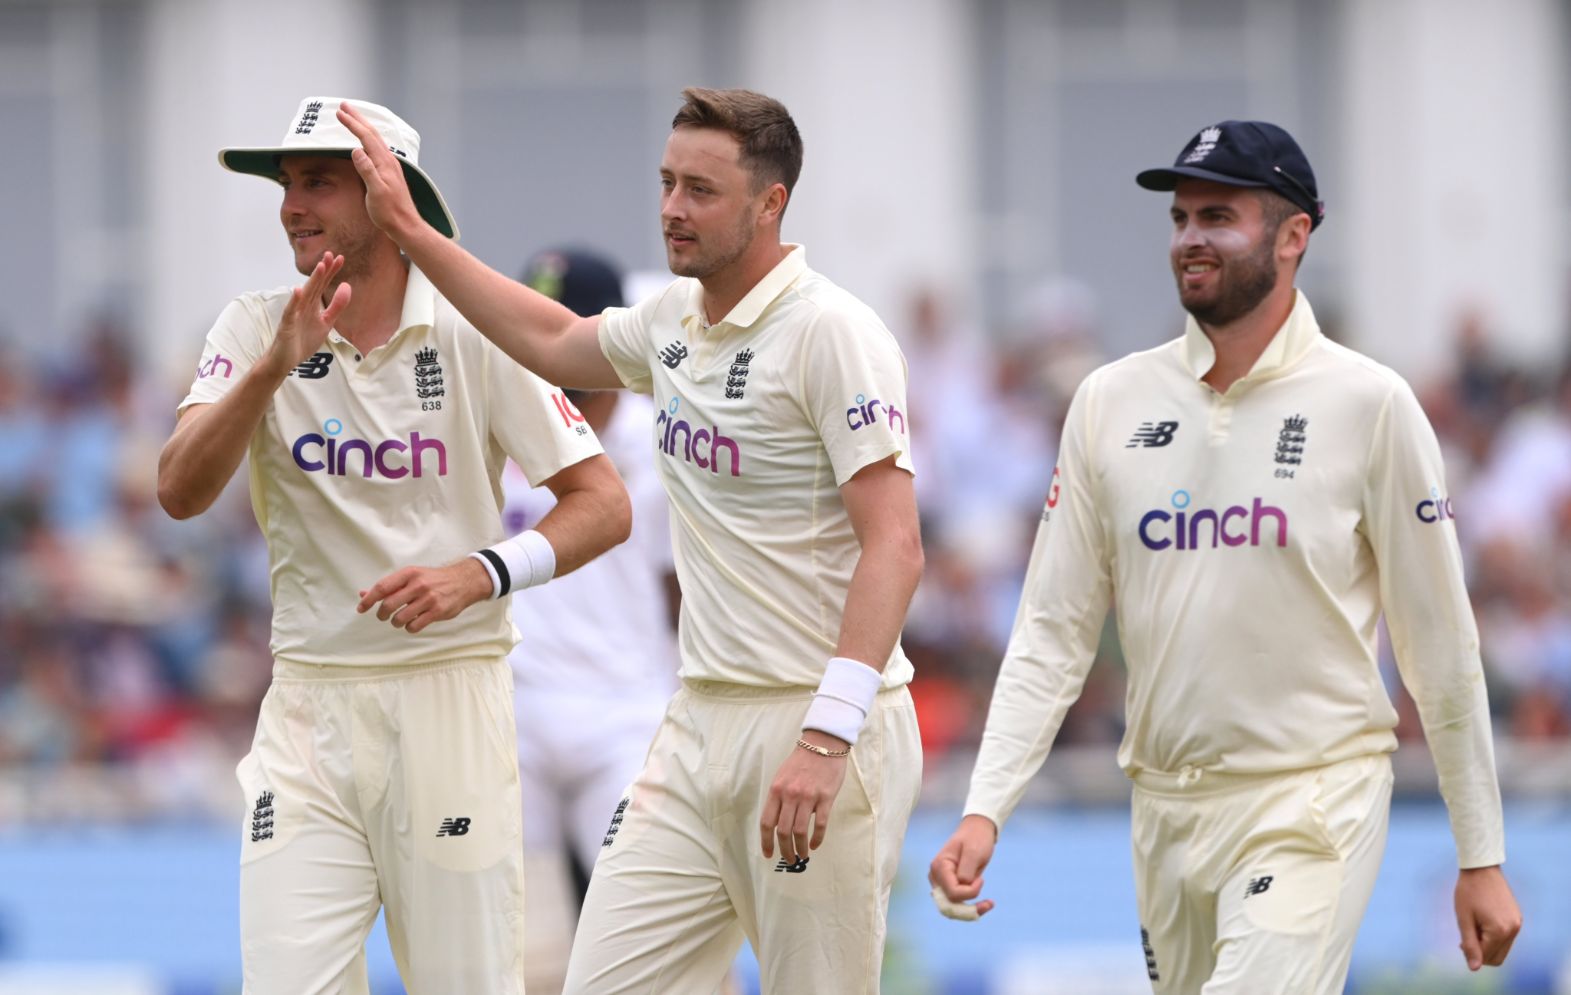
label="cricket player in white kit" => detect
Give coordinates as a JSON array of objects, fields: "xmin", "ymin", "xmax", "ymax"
[
  {"xmin": 929, "ymin": 121, "xmax": 1522, "ymax": 993},
  {"xmin": 157, "ymin": 97, "xmax": 630, "ymax": 995},
  {"xmin": 501, "ymin": 249, "xmax": 680, "ymax": 992},
  {"xmin": 338, "ymin": 88, "xmax": 925, "ymax": 993}
]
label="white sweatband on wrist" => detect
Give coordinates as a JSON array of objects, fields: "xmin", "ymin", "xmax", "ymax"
[
  {"xmin": 468, "ymin": 529, "xmax": 556, "ymax": 599},
  {"xmin": 801, "ymin": 656, "xmax": 882, "ymax": 746}
]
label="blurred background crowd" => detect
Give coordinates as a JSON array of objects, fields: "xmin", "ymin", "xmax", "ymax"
[
  {"xmin": 2, "ymin": 288, "xmax": 1568, "ymax": 817},
  {"xmin": 2, "ymin": 0, "xmax": 1569, "ymax": 991}
]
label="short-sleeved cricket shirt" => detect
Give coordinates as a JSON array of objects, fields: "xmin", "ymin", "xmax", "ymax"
[
  {"xmin": 963, "ymin": 292, "xmax": 1505, "ymax": 867},
  {"xmin": 597, "ymin": 245, "xmax": 915, "ymax": 689},
  {"xmin": 180, "ymin": 266, "xmax": 603, "ymax": 666}
]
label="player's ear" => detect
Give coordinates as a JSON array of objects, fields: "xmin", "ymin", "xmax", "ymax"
[
  {"xmin": 759, "ymin": 182, "xmax": 788, "ymax": 227},
  {"xmin": 1279, "ymin": 212, "xmax": 1311, "ymax": 264}
]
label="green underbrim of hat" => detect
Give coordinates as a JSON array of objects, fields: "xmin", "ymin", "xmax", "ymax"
[{"xmin": 220, "ymin": 148, "xmax": 456, "ymax": 239}]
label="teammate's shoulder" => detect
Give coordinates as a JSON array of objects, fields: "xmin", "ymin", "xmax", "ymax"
[
  {"xmin": 636, "ymin": 274, "xmax": 692, "ymax": 311},
  {"xmin": 791, "ymin": 271, "xmax": 897, "ymax": 346},
  {"xmin": 1081, "ymin": 338, "xmax": 1183, "ymax": 388},
  {"xmin": 214, "ymin": 286, "xmax": 292, "ymax": 333},
  {"xmin": 1310, "ymin": 337, "xmax": 1415, "ymax": 401}
]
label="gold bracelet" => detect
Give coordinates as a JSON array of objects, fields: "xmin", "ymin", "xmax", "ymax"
[{"xmin": 796, "ymin": 737, "xmax": 850, "ymax": 758}]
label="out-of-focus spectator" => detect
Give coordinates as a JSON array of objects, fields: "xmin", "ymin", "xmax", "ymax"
[{"xmin": 3, "ymin": 301, "xmax": 1570, "ymax": 821}]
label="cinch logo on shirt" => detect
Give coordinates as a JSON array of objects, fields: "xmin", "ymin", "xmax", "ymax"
[
  {"xmin": 1138, "ymin": 490, "xmax": 1288, "ymax": 551},
  {"xmin": 1416, "ymin": 487, "xmax": 1455, "ymax": 523},
  {"xmin": 291, "ymin": 418, "xmax": 448, "ymax": 478},
  {"xmin": 197, "ymin": 353, "xmax": 234, "ymax": 380},
  {"xmin": 1041, "ymin": 466, "xmax": 1062, "ymax": 523},
  {"xmin": 656, "ymin": 397, "xmax": 742, "ymax": 476},
  {"xmin": 846, "ymin": 394, "xmax": 906, "ymax": 435}
]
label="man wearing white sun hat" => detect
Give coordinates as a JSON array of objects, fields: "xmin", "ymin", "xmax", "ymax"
[{"xmin": 157, "ymin": 96, "xmax": 630, "ymax": 994}]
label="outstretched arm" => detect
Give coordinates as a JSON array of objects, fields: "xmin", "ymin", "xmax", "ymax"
[{"xmin": 336, "ymin": 103, "xmax": 621, "ymax": 391}]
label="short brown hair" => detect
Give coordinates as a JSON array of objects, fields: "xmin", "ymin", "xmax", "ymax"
[{"xmin": 672, "ymin": 88, "xmax": 803, "ymax": 208}]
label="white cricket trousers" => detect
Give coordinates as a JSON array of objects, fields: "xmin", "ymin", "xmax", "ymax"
[
  {"xmin": 516, "ymin": 686, "xmax": 671, "ymax": 993},
  {"xmin": 1131, "ymin": 753, "xmax": 1394, "ymax": 994},
  {"xmin": 562, "ymin": 679, "xmax": 923, "ymax": 994},
  {"xmin": 237, "ymin": 657, "xmax": 527, "ymax": 995}
]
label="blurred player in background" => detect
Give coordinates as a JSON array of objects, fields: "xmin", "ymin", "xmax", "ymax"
[
  {"xmin": 930, "ymin": 120, "xmax": 1521, "ymax": 993},
  {"xmin": 157, "ymin": 96, "xmax": 629, "ymax": 994},
  {"xmin": 502, "ymin": 248, "xmax": 680, "ymax": 993},
  {"xmin": 341, "ymin": 87, "xmax": 924, "ymax": 993}
]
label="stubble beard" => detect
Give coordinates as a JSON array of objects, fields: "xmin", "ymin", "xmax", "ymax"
[
  {"xmin": 669, "ymin": 209, "xmax": 756, "ymax": 280},
  {"xmin": 1178, "ymin": 236, "xmax": 1280, "ymax": 328},
  {"xmin": 293, "ymin": 215, "xmax": 384, "ymax": 302}
]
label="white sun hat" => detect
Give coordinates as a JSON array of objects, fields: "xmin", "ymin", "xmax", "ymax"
[{"xmin": 218, "ymin": 96, "xmax": 459, "ymax": 239}]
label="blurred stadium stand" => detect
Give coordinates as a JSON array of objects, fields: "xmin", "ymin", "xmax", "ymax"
[{"xmin": 2, "ymin": 0, "xmax": 1569, "ymax": 992}]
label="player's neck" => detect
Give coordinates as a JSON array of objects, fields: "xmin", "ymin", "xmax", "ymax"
[
  {"xmin": 1199, "ymin": 282, "xmax": 1296, "ymax": 393},
  {"xmin": 699, "ymin": 240, "xmax": 789, "ymax": 327},
  {"xmin": 324, "ymin": 256, "xmax": 409, "ymax": 354}
]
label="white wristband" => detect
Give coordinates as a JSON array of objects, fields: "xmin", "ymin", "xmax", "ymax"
[
  {"xmin": 469, "ymin": 529, "xmax": 556, "ymax": 599},
  {"xmin": 801, "ymin": 656, "xmax": 882, "ymax": 746}
]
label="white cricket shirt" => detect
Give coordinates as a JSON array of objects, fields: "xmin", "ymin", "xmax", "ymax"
[
  {"xmin": 598, "ymin": 245, "xmax": 915, "ymax": 689},
  {"xmin": 179, "ymin": 267, "xmax": 603, "ymax": 666},
  {"xmin": 964, "ymin": 292, "xmax": 1505, "ymax": 867},
  {"xmin": 502, "ymin": 393, "xmax": 678, "ymax": 696}
]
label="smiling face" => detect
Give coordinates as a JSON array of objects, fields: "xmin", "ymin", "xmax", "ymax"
[
  {"xmin": 1168, "ymin": 179, "xmax": 1300, "ymax": 328},
  {"xmin": 658, "ymin": 126, "xmax": 775, "ymax": 280},
  {"xmin": 277, "ymin": 155, "xmax": 390, "ymax": 281}
]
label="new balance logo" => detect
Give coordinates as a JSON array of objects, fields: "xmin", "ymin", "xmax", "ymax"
[
  {"xmin": 290, "ymin": 352, "xmax": 334, "ymax": 380},
  {"xmin": 435, "ymin": 817, "xmax": 472, "ymax": 837},
  {"xmin": 658, "ymin": 342, "xmax": 688, "ymax": 369},
  {"xmin": 1244, "ymin": 875, "xmax": 1273, "ymax": 898},
  {"xmin": 1126, "ymin": 420, "xmax": 1179, "ymax": 448},
  {"xmin": 251, "ymin": 790, "xmax": 275, "ymax": 842},
  {"xmin": 294, "ymin": 100, "xmax": 323, "ymax": 134},
  {"xmin": 1140, "ymin": 926, "xmax": 1159, "ymax": 981},
  {"xmin": 774, "ymin": 857, "xmax": 809, "ymax": 874},
  {"xmin": 602, "ymin": 797, "xmax": 629, "ymax": 848}
]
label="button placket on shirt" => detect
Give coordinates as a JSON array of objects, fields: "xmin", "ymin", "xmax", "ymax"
[{"xmin": 1205, "ymin": 381, "xmax": 1239, "ymax": 446}]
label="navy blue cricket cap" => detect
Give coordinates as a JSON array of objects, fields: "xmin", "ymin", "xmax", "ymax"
[
  {"xmin": 1136, "ymin": 120, "xmax": 1325, "ymax": 230},
  {"xmin": 519, "ymin": 248, "xmax": 625, "ymax": 317}
]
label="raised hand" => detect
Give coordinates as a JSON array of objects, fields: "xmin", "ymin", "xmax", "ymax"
[
  {"xmin": 263, "ymin": 252, "xmax": 350, "ymax": 378},
  {"xmin": 337, "ymin": 102, "xmax": 423, "ymax": 238},
  {"xmin": 356, "ymin": 559, "xmax": 495, "ymax": 635},
  {"xmin": 928, "ymin": 814, "xmax": 999, "ymax": 921}
]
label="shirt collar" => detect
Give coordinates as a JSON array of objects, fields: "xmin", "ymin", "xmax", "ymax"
[
  {"xmin": 1181, "ymin": 289, "xmax": 1321, "ymax": 383},
  {"xmin": 398, "ymin": 265, "xmax": 436, "ymax": 336},
  {"xmin": 680, "ymin": 244, "xmax": 807, "ymax": 334}
]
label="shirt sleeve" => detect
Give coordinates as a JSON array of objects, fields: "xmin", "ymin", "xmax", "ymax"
[
  {"xmin": 799, "ymin": 305, "xmax": 914, "ymax": 486},
  {"xmin": 1362, "ymin": 380, "xmax": 1505, "ymax": 868},
  {"xmin": 962, "ymin": 377, "xmax": 1113, "ymax": 828},
  {"xmin": 177, "ymin": 295, "xmax": 273, "ymax": 412},
  {"xmin": 597, "ymin": 295, "xmax": 661, "ymax": 396},
  {"xmin": 486, "ymin": 339, "xmax": 605, "ymax": 488}
]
